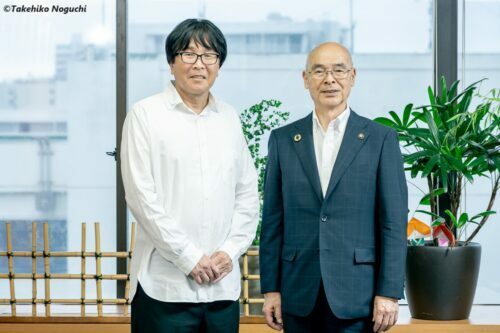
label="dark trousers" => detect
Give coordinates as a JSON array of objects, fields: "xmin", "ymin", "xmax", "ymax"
[
  {"xmin": 283, "ymin": 282, "xmax": 372, "ymax": 333},
  {"xmin": 131, "ymin": 283, "xmax": 240, "ymax": 333}
]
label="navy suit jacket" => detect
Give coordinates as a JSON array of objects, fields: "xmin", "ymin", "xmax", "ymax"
[{"xmin": 259, "ymin": 110, "xmax": 408, "ymax": 319}]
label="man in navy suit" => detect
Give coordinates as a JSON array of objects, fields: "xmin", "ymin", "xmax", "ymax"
[{"xmin": 260, "ymin": 42, "xmax": 408, "ymax": 333}]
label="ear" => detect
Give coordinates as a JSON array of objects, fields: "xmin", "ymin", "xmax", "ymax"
[
  {"xmin": 169, "ymin": 61, "xmax": 174, "ymax": 74},
  {"xmin": 350, "ymin": 68, "xmax": 357, "ymax": 87},
  {"xmin": 302, "ymin": 70, "xmax": 309, "ymax": 90}
]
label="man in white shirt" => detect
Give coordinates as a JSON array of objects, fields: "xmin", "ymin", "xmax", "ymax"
[{"xmin": 121, "ymin": 18, "xmax": 259, "ymax": 333}]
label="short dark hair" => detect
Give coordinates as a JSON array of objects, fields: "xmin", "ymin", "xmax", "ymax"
[{"xmin": 165, "ymin": 19, "xmax": 227, "ymax": 67}]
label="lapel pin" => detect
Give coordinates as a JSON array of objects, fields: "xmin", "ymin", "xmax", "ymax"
[
  {"xmin": 294, "ymin": 134, "xmax": 302, "ymax": 142},
  {"xmin": 357, "ymin": 132, "xmax": 365, "ymax": 140}
]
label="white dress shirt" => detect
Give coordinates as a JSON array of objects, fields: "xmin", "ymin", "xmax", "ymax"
[
  {"xmin": 312, "ymin": 106, "xmax": 350, "ymax": 196},
  {"xmin": 121, "ymin": 81, "xmax": 259, "ymax": 303}
]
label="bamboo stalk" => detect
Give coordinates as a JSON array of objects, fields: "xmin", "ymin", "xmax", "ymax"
[
  {"xmin": 6, "ymin": 223, "xmax": 16, "ymax": 316},
  {"xmin": 31, "ymin": 222, "xmax": 37, "ymax": 316},
  {"xmin": 243, "ymin": 253, "xmax": 249, "ymax": 316},
  {"xmin": 43, "ymin": 223, "xmax": 50, "ymax": 316},
  {"xmin": 95, "ymin": 223, "xmax": 103, "ymax": 316},
  {"xmin": 123, "ymin": 222, "xmax": 136, "ymax": 315},
  {"xmin": 247, "ymin": 298, "xmax": 265, "ymax": 304},
  {"xmin": 81, "ymin": 223, "xmax": 86, "ymax": 316}
]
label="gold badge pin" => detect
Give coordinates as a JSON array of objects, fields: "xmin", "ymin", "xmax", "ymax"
[
  {"xmin": 294, "ymin": 134, "xmax": 302, "ymax": 142},
  {"xmin": 358, "ymin": 132, "xmax": 365, "ymax": 140}
]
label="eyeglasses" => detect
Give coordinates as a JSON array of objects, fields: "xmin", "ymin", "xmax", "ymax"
[
  {"xmin": 177, "ymin": 52, "xmax": 220, "ymax": 65},
  {"xmin": 308, "ymin": 67, "xmax": 352, "ymax": 80}
]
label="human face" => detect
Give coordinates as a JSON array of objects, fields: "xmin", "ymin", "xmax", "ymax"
[
  {"xmin": 303, "ymin": 43, "xmax": 356, "ymax": 113},
  {"xmin": 169, "ymin": 40, "xmax": 220, "ymax": 99}
]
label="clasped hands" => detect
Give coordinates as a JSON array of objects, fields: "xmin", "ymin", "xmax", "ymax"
[{"xmin": 189, "ymin": 251, "xmax": 232, "ymax": 285}]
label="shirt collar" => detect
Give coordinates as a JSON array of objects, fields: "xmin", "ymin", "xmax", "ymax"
[
  {"xmin": 164, "ymin": 80, "xmax": 219, "ymax": 114},
  {"xmin": 313, "ymin": 104, "xmax": 351, "ymax": 133}
]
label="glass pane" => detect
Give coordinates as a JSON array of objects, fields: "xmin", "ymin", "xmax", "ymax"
[
  {"xmin": 458, "ymin": 0, "xmax": 500, "ymax": 304},
  {"xmin": 0, "ymin": 0, "xmax": 117, "ymax": 310}
]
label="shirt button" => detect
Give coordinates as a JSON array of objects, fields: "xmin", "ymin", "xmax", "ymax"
[{"xmin": 321, "ymin": 215, "xmax": 328, "ymax": 223}]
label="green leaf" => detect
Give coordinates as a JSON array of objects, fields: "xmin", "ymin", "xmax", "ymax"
[
  {"xmin": 411, "ymin": 111, "xmax": 426, "ymax": 123},
  {"xmin": 416, "ymin": 210, "xmax": 442, "ymax": 219},
  {"xmin": 374, "ymin": 117, "xmax": 397, "ymax": 128},
  {"xmin": 423, "ymin": 108, "xmax": 441, "ymax": 146},
  {"xmin": 444, "ymin": 209, "xmax": 458, "ymax": 228},
  {"xmin": 446, "ymin": 113, "xmax": 464, "ymax": 123},
  {"xmin": 432, "ymin": 218, "xmax": 445, "ymax": 227},
  {"xmin": 428, "ymin": 85, "xmax": 436, "ymax": 105},
  {"xmin": 404, "ymin": 150, "xmax": 433, "ymax": 164},
  {"xmin": 458, "ymin": 212, "xmax": 469, "ymax": 228},
  {"xmin": 410, "ymin": 164, "xmax": 420, "ymax": 178},
  {"xmin": 448, "ymin": 80, "xmax": 460, "ymax": 100},
  {"xmin": 444, "ymin": 155, "xmax": 465, "ymax": 172},
  {"xmin": 419, "ymin": 188, "xmax": 446, "ymax": 205},
  {"xmin": 403, "ymin": 103, "xmax": 413, "ymax": 127},
  {"xmin": 470, "ymin": 210, "xmax": 497, "ymax": 221},
  {"xmin": 422, "ymin": 155, "xmax": 440, "ymax": 177},
  {"xmin": 389, "ymin": 111, "xmax": 403, "ymax": 126}
]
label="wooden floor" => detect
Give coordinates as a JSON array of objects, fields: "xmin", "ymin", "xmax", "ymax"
[{"xmin": 0, "ymin": 306, "xmax": 499, "ymax": 333}]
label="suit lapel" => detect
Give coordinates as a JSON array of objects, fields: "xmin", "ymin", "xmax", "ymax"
[
  {"xmin": 290, "ymin": 113, "xmax": 323, "ymax": 203},
  {"xmin": 324, "ymin": 111, "xmax": 369, "ymax": 201}
]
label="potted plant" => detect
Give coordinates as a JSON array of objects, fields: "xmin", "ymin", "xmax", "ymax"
[
  {"xmin": 239, "ymin": 99, "xmax": 289, "ymax": 314},
  {"xmin": 375, "ymin": 78, "xmax": 499, "ymax": 320}
]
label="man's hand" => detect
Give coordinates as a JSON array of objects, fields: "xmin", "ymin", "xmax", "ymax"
[
  {"xmin": 372, "ymin": 296, "xmax": 399, "ymax": 332},
  {"xmin": 263, "ymin": 292, "xmax": 283, "ymax": 331},
  {"xmin": 189, "ymin": 255, "xmax": 220, "ymax": 284},
  {"xmin": 210, "ymin": 251, "xmax": 233, "ymax": 283}
]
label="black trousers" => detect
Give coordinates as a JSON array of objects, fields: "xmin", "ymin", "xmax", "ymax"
[
  {"xmin": 131, "ymin": 283, "xmax": 240, "ymax": 333},
  {"xmin": 282, "ymin": 282, "xmax": 372, "ymax": 333}
]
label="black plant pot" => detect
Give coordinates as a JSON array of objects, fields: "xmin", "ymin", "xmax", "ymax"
[{"xmin": 405, "ymin": 242, "xmax": 481, "ymax": 320}]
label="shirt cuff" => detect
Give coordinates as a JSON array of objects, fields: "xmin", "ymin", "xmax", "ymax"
[
  {"xmin": 172, "ymin": 243, "xmax": 204, "ymax": 276},
  {"xmin": 218, "ymin": 240, "xmax": 242, "ymax": 262}
]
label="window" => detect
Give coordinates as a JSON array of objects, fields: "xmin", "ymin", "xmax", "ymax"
[
  {"xmin": 458, "ymin": 0, "xmax": 500, "ymax": 304},
  {"xmin": 0, "ymin": 0, "xmax": 117, "ymax": 305}
]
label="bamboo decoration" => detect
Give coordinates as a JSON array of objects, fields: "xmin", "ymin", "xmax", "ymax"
[
  {"xmin": 123, "ymin": 222, "xmax": 136, "ymax": 315},
  {"xmin": 43, "ymin": 223, "xmax": 51, "ymax": 316},
  {"xmin": 94, "ymin": 223, "xmax": 103, "ymax": 316},
  {"xmin": 31, "ymin": 222, "xmax": 37, "ymax": 316},
  {"xmin": 0, "ymin": 222, "xmax": 265, "ymax": 317},
  {"xmin": 6, "ymin": 223, "xmax": 16, "ymax": 316},
  {"xmin": 81, "ymin": 223, "xmax": 86, "ymax": 316}
]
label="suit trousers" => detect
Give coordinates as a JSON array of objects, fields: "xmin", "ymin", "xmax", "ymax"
[
  {"xmin": 282, "ymin": 281, "xmax": 373, "ymax": 333},
  {"xmin": 131, "ymin": 283, "xmax": 240, "ymax": 333}
]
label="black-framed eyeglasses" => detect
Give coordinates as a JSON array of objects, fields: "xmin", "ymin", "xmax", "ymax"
[
  {"xmin": 308, "ymin": 66, "xmax": 352, "ymax": 80},
  {"xmin": 177, "ymin": 52, "xmax": 220, "ymax": 65}
]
